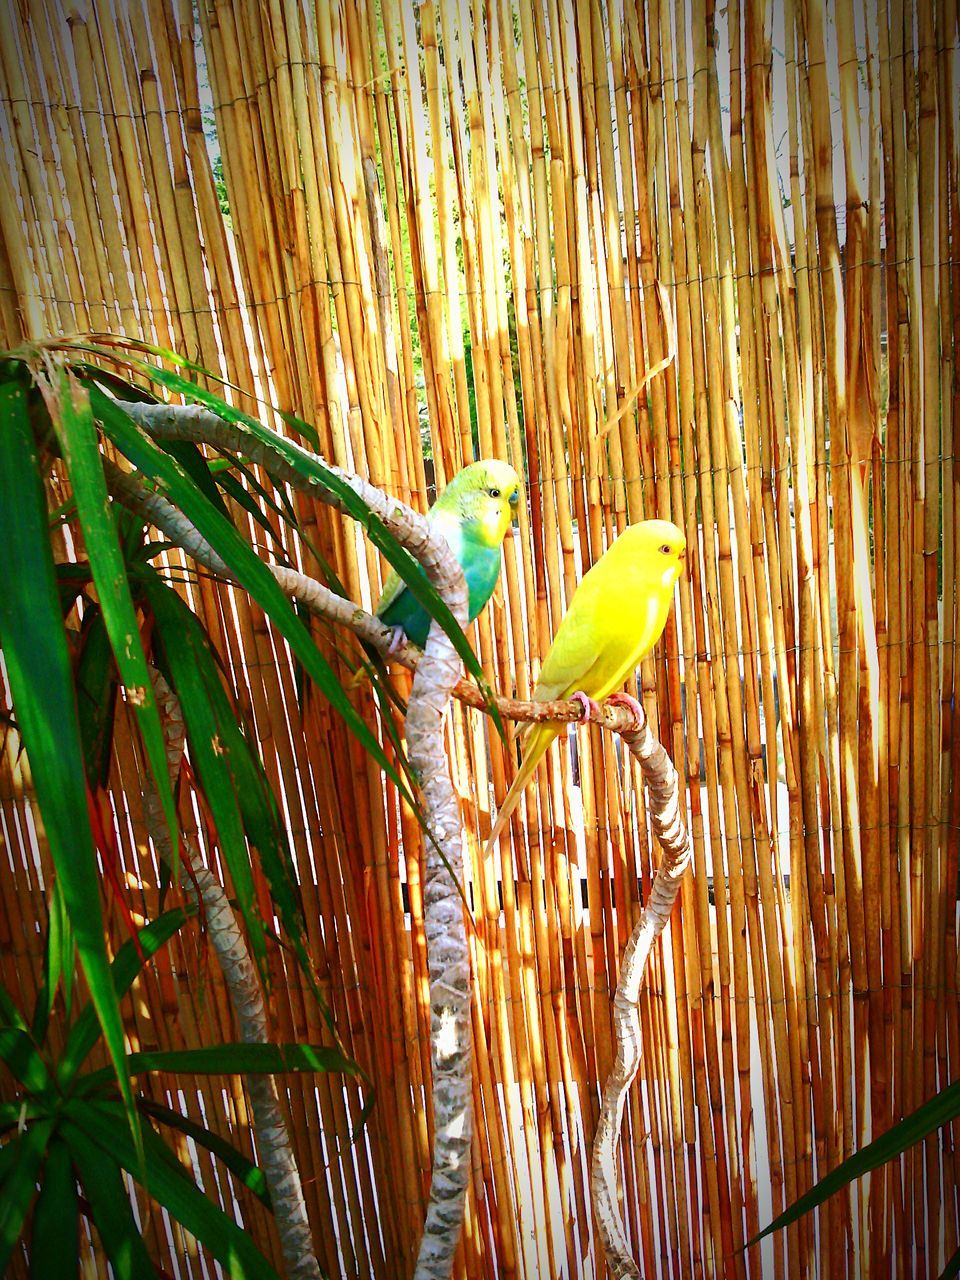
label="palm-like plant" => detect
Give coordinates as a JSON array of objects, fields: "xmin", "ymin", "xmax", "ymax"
[
  {"xmin": 0, "ymin": 340, "xmax": 477, "ymax": 1274},
  {"xmin": 0, "ymin": 905, "xmax": 357, "ymax": 1277}
]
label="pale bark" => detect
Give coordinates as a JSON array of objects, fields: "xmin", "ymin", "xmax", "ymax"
[
  {"xmin": 589, "ymin": 704, "xmax": 693, "ymax": 1278},
  {"xmin": 119, "ymin": 400, "xmax": 475, "ymax": 1276},
  {"xmin": 113, "ymin": 399, "xmax": 690, "ymax": 1278},
  {"xmin": 142, "ymin": 668, "xmax": 321, "ymax": 1280}
]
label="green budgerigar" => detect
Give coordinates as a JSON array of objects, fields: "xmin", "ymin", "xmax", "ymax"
[{"xmin": 375, "ymin": 459, "xmax": 521, "ymax": 650}]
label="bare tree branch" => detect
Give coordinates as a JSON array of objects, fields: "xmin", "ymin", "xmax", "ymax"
[
  {"xmin": 142, "ymin": 667, "xmax": 322, "ymax": 1280},
  {"xmin": 112, "ymin": 398, "xmax": 692, "ymax": 1279},
  {"xmin": 590, "ymin": 704, "xmax": 693, "ymax": 1278},
  {"xmin": 117, "ymin": 400, "xmax": 478, "ymax": 1275}
]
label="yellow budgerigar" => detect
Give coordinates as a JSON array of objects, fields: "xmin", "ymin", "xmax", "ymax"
[{"xmin": 485, "ymin": 518, "xmax": 686, "ymax": 852}]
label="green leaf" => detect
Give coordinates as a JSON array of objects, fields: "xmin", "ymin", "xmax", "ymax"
[
  {"xmin": 68, "ymin": 337, "xmax": 320, "ymax": 448},
  {"xmin": 52, "ymin": 369, "xmax": 179, "ymax": 869},
  {"xmin": 0, "ymin": 1028, "xmax": 51, "ymax": 1094},
  {"xmin": 60, "ymin": 1120, "xmax": 157, "ymax": 1280},
  {"xmin": 0, "ymin": 975, "xmax": 28, "ymax": 1034},
  {"xmin": 0, "ymin": 1119, "xmax": 54, "ymax": 1273},
  {"xmin": 0, "ymin": 384, "xmax": 135, "ymax": 1141},
  {"xmin": 88, "ymin": 384, "xmax": 420, "ymax": 814},
  {"xmin": 0, "ymin": 1101, "xmax": 45, "ymax": 1133},
  {"xmin": 142, "ymin": 574, "xmax": 266, "ymax": 971},
  {"xmin": 214, "ymin": 467, "xmax": 294, "ymax": 561},
  {"xmin": 75, "ymin": 607, "xmax": 119, "ymax": 790},
  {"xmin": 67, "ymin": 361, "xmax": 157, "ymax": 404},
  {"xmin": 59, "ymin": 906, "xmax": 195, "ymax": 1087},
  {"xmin": 153, "ymin": 364, "xmax": 487, "ymax": 684},
  {"xmin": 55, "ymin": 561, "xmax": 92, "ymax": 616},
  {"xmin": 941, "ymin": 1244, "xmax": 960, "ymax": 1280},
  {"xmin": 75, "ymin": 348, "xmax": 488, "ymax": 693},
  {"xmin": 32, "ymin": 876, "xmax": 75, "ymax": 1046},
  {"xmin": 125, "ymin": 1042, "xmax": 360, "ymax": 1076},
  {"xmin": 137, "ymin": 1097, "xmax": 270, "ymax": 1209},
  {"xmin": 30, "ymin": 1138, "xmax": 79, "ymax": 1280},
  {"xmin": 159, "ymin": 439, "xmax": 231, "ymax": 520},
  {"xmin": 750, "ymin": 1080, "xmax": 960, "ymax": 1246},
  {"xmin": 67, "ymin": 1103, "xmax": 280, "ymax": 1279}
]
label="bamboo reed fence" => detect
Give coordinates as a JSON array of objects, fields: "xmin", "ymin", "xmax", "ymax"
[{"xmin": 0, "ymin": 0, "xmax": 957, "ymax": 1276}]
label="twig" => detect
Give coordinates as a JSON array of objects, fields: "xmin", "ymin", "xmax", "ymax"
[{"xmin": 590, "ymin": 705, "xmax": 693, "ymax": 1278}]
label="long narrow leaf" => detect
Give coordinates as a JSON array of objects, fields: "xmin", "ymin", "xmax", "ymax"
[
  {"xmin": 0, "ymin": 383, "xmax": 136, "ymax": 1143},
  {"xmin": 0, "ymin": 976, "xmax": 28, "ymax": 1034},
  {"xmin": 142, "ymin": 363, "xmax": 489, "ymax": 687},
  {"xmin": 60, "ymin": 1120, "xmax": 157, "ymax": 1280},
  {"xmin": 0, "ymin": 1119, "xmax": 54, "ymax": 1273},
  {"xmin": 124, "ymin": 577, "xmax": 341, "ymax": 1037},
  {"xmin": 125, "ymin": 1042, "xmax": 360, "ymax": 1075},
  {"xmin": 51, "ymin": 369, "xmax": 178, "ymax": 866},
  {"xmin": 159, "ymin": 438, "xmax": 232, "ymax": 520},
  {"xmin": 69, "ymin": 346, "xmax": 488, "ymax": 689},
  {"xmin": 31, "ymin": 878, "xmax": 74, "ymax": 1046},
  {"xmin": 63, "ymin": 335, "xmax": 318, "ymax": 443},
  {"xmin": 750, "ymin": 1080, "xmax": 960, "ymax": 1245},
  {"xmin": 29, "ymin": 1137, "xmax": 79, "ymax": 1280},
  {"xmin": 66, "ymin": 1102, "xmax": 280, "ymax": 1280},
  {"xmin": 74, "ymin": 608, "xmax": 119, "ymax": 790},
  {"xmin": 0, "ymin": 1029, "xmax": 52, "ymax": 1093},
  {"xmin": 137, "ymin": 1097, "xmax": 270, "ymax": 1209},
  {"xmin": 88, "ymin": 384, "xmax": 419, "ymax": 812},
  {"xmin": 59, "ymin": 905, "xmax": 195, "ymax": 1086},
  {"xmin": 142, "ymin": 573, "xmax": 265, "ymax": 969}
]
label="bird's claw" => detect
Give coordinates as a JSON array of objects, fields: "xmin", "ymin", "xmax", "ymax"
[
  {"xmin": 386, "ymin": 626, "xmax": 407, "ymax": 656},
  {"xmin": 605, "ymin": 692, "xmax": 645, "ymax": 727},
  {"xmin": 571, "ymin": 690, "xmax": 602, "ymax": 722}
]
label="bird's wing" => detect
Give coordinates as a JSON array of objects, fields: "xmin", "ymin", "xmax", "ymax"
[
  {"xmin": 374, "ymin": 507, "xmax": 462, "ymax": 617},
  {"xmin": 374, "ymin": 563, "xmax": 406, "ymax": 618},
  {"xmin": 530, "ymin": 571, "xmax": 608, "ymax": 702}
]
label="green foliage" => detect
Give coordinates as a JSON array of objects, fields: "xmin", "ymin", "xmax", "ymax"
[
  {"xmin": 0, "ymin": 335, "xmax": 507, "ymax": 1269},
  {"xmin": 0, "ymin": 336, "xmax": 493, "ymax": 1033},
  {"xmin": 0, "ymin": 342, "xmax": 431, "ymax": 1271},
  {"xmin": 0, "ymin": 910, "xmax": 354, "ymax": 1276},
  {"xmin": 752, "ymin": 1080, "xmax": 960, "ymax": 1278},
  {"xmin": 0, "ymin": 374, "xmax": 138, "ymax": 1146}
]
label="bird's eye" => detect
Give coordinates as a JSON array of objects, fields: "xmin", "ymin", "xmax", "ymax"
[
  {"xmin": 660, "ymin": 543, "xmax": 672, "ymax": 555},
  {"xmin": 489, "ymin": 487, "xmax": 501, "ymax": 498}
]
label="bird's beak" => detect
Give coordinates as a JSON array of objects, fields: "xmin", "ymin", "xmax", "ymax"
[{"xmin": 509, "ymin": 490, "xmax": 520, "ymax": 519}]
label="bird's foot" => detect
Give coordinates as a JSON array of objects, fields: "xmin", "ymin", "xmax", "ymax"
[
  {"xmin": 605, "ymin": 692, "xmax": 645, "ymax": 728},
  {"xmin": 571, "ymin": 690, "xmax": 602, "ymax": 723},
  {"xmin": 386, "ymin": 626, "xmax": 407, "ymax": 656}
]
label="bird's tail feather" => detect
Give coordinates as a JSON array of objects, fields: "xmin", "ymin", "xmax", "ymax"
[{"xmin": 484, "ymin": 722, "xmax": 561, "ymax": 854}]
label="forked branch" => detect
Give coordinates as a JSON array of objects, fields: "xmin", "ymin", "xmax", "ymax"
[
  {"xmin": 113, "ymin": 398, "xmax": 691, "ymax": 1280},
  {"xmin": 117, "ymin": 400, "xmax": 473, "ymax": 1279}
]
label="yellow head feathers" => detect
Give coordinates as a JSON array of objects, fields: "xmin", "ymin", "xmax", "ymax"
[
  {"xmin": 433, "ymin": 459, "xmax": 521, "ymax": 548},
  {"xmin": 604, "ymin": 518, "xmax": 686, "ymax": 594}
]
